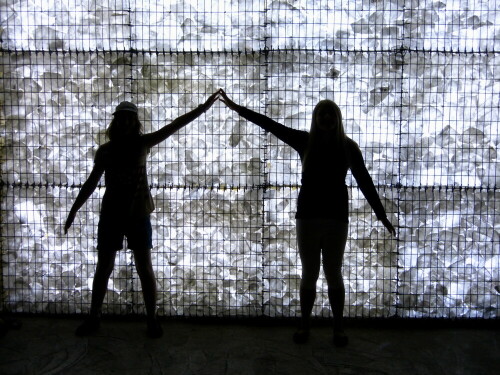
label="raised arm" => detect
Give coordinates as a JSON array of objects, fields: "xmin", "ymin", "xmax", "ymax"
[
  {"xmin": 142, "ymin": 91, "xmax": 219, "ymax": 148},
  {"xmin": 64, "ymin": 152, "xmax": 105, "ymax": 234},
  {"xmin": 348, "ymin": 140, "xmax": 396, "ymax": 236},
  {"xmin": 220, "ymin": 90, "xmax": 306, "ymax": 153}
]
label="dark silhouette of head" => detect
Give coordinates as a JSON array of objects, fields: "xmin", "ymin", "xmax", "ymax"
[
  {"xmin": 310, "ymin": 100, "xmax": 345, "ymax": 139},
  {"xmin": 302, "ymin": 100, "xmax": 347, "ymax": 174},
  {"xmin": 107, "ymin": 102, "xmax": 143, "ymax": 142}
]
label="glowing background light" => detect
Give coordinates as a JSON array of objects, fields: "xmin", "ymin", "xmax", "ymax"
[{"xmin": 0, "ymin": 0, "xmax": 499, "ymax": 318}]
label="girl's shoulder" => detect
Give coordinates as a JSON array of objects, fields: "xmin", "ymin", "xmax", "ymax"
[
  {"xmin": 97, "ymin": 141, "xmax": 111, "ymax": 150},
  {"xmin": 96, "ymin": 141, "xmax": 117, "ymax": 155},
  {"xmin": 95, "ymin": 141, "xmax": 111, "ymax": 155},
  {"xmin": 344, "ymin": 136, "xmax": 358, "ymax": 148},
  {"xmin": 343, "ymin": 137, "xmax": 362, "ymax": 166},
  {"xmin": 344, "ymin": 137, "xmax": 362, "ymax": 154},
  {"xmin": 98, "ymin": 137, "xmax": 148, "ymax": 152}
]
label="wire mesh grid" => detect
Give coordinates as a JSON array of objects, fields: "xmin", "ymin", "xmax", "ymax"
[{"xmin": 0, "ymin": 0, "xmax": 499, "ymax": 318}]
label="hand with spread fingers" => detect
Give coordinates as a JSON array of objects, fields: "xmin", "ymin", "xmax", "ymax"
[
  {"xmin": 218, "ymin": 89, "xmax": 240, "ymax": 112},
  {"xmin": 381, "ymin": 217, "xmax": 396, "ymax": 237}
]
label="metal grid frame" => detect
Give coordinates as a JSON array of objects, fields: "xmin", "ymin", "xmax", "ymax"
[{"xmin": 1, "ymin": 0, "xmax": 499, "ymax": 318}]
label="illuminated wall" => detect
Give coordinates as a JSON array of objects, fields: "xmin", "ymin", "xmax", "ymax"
[{"xmin": 1, "ymin": 0, "xmax": 499, "ymax": 318}]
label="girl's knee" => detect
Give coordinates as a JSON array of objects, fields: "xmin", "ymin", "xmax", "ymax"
[
  {"xmin": 95, "ymin": 263, "xmax": 114, "ymax": 279},
  {"xmin": 301, "ymin": 272, "xmax": 319, "ymax": 289},
  {"xmin": 134, "ymin": 258, "xmax": 155, "ymax": 281},
  {"xmin": 325, "ymin": 273, "xmax": 344, "ymax": 289}
]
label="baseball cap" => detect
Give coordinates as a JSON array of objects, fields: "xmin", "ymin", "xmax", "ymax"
[{"xmin": 113, "ymin": 101, "xmax": 138, "ymax": 115}]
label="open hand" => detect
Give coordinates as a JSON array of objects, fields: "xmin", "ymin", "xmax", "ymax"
[
  {"xmin": 219, "ymin": 89, "xmax": 240, "ymax": 111},
  {"xmin": 381, "ymin": 217, "xmax": 396, "ymax": 237},
  {"xmin": 199, "ymin": 90, "xmax": 221, "ymax": 113},
  {"xmin": 64, "ymin": 211, "xmax": 76, "ymax": 234}
]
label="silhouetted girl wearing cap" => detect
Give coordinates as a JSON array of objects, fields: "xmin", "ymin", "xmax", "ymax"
[
  {"xmin": 220, "ymin": 90, "xmax": 395, "ymax": 346},
  {"xmin": 65, "ymin": 92, "xmax": 219, "ymax": 337}
]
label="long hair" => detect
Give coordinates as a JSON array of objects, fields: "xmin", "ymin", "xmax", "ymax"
[
  {"xmin": 302, "ymin": 100, "xmax": 347, "ymax": 172},
  {"xmin": 106, "ymin": 111, "xmax": 143, "ymax": 142}
]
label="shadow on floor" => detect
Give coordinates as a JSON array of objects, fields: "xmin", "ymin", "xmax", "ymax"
[{"xmin": 0, "ymin": 316, "xmax": 499, "ymax": 375}]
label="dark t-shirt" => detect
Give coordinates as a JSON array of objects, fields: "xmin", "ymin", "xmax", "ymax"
[
  {"xmin": 237, "ymin": 107, "xmax": 387, "ymax": 222},
  {"xmin": 94, "ymin": 136, "xmax": 154, "ymax": 220}
]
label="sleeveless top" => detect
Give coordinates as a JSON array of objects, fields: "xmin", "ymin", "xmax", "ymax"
[
  {"xmin": 95, "ymin": 136, "xmax": 154, "ymax": 220},
  {"xmin": 237, "ymin": 107, "xmax": 387, "ymax": 223}
]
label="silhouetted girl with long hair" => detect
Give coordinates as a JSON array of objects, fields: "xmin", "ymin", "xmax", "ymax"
[
  {"xmin": 65, "ymin": 92, "xmax": 219, "ymax": 337},
  {"xmin": 220, "ymin": 90, "xmax": 395, "ymax": 346}
]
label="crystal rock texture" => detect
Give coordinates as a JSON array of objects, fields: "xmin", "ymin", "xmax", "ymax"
[{"xmin": 0, "ymin": 0, "xmax": 499, "ymax": 318}]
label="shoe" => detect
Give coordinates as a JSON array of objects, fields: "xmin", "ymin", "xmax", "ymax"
[
  {"xmin": 75, "ymin": 316, "xmax": 100, "ymax": 337},
  {"xmin": 333, "ymin": 330, "xmax": 348, "ymax": 347},
  {"xmin": 293, "ymin": 329, "xmax": 310, "ymax": 344},
  {"xmin": 147, "ymin": 318, "xmax": 163, "ymax": 338}
]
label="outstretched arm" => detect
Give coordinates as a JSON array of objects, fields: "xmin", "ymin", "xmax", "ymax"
[
  {"xmin": 349, "ymin": 140, "xmax": 396, "ymax": 236},
  {"xmin": 219, "ymin": 89, "xmax": 306, "ymax": 152},
  {"xmin": 64, "ymin": 161, "xmax": 104, "ymax": 234},
  {"xmin": 142, "ymin": 91, "xmax": 220, "ymax": 148}
]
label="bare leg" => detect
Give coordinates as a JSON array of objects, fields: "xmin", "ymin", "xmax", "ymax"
[
  {"xmin": 132, "ymin": 248, "xmax": 162, "ymax": 338},
  {"xmin": 132, "ymin": 248, "xmax": 157, "ymax": 319},
  {"xmin": 295, "ymin": 219, "xmax": 321, "ymax": 343},
  {"xmin": 322, "ymin": 221, "xmax": 348, "ymax": 346},
  {"xmin": 324, "ymin": 271, "xmax": 346, "ymax": 333},
  {"xmin": 328, "ymin": 286, "xmax": 345, "ymax": 332},
  {"xmin": 299, "ymin": 285, "xmax": 316, "ymax": 330},
  {"xmin": 89, "ymin": 250, "xmax": 117, "ymax": 316},
  {"xmin": 76, "ymin": 250, "xmax": 117, "ymax": 336},
  {"xmin": 328, "ymin": 285, "xmax": 348, "ymax": 347}
]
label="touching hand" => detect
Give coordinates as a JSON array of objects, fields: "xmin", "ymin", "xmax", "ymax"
[
  {"xmin": 199, "ymin": 90, "xmax": 221, "ymax": 113},
  {"xmin": 381, "ymin": 217, "xmax": 396, "ymax": 237},
  {"xmin": 64, "ymin": 211, "xmax": 75, "ymax": 234},
  {"xmin": 219, "ymin": 89, "xmax": 239, "ymax": 111}
]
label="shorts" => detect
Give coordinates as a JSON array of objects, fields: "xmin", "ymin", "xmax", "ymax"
[
  {"xmin": 97, "ymin": 215, "xmax": 152, "ymax": 251},
  {"xmin": 296, "ymin": 218, "xmax": 348, "ymax": 285}
]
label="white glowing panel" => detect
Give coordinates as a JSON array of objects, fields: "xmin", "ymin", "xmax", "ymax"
[
  {"xmin": 266, "ymin": 0, "xmax": 404, "ymax": 50},
  {"xmin": 0, "ymin": 0, "xmax": 265, "ymax": 52},
  {"xmin": 132, "ymin": 0, "xmax": 265, "ymax": 51},
  {"xmin": 401, "ymin": 52, "xmax": 500, "ymax": 188},
  {"xmin": 150, "ymin": 187, "xmax": 263, "ymax": 317},
  {"xmin": 398, "ymin": 188, "xmax": 500, "ymax": 318},
  {"xmin": 0, "ymin": 1, "xmax": 132, "ymax": 51}
]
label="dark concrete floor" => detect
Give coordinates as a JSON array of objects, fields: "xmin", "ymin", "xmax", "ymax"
[{"xmin": 0, "ymin": 316, "xmax": 499, "ymax": 375}]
